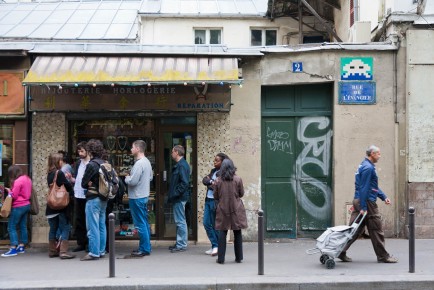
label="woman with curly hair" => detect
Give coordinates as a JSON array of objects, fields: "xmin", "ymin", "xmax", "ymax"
[{"xmin": 80, "ymin": 139, "xmax": 108, "ymax": 261}]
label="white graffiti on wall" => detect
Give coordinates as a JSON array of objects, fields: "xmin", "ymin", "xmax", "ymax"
[
  {"xmin": 292, "ymin": 116, "xmax": 333, "ymax": 220},
  {"xmin": 266, "ymin": 127, "xmax": 293, "ymax": 154}
]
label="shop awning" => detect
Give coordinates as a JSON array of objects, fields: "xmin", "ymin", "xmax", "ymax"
[{"xmin": 23, "ymin": 56, "xmax": 240, "ymax": 85}]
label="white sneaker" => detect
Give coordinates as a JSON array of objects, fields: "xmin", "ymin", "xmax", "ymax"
[
  {"xmin": 211, "ymin": 247, "xmax": 218, "ymax": 256},
  {"xmin": 205, "ymin": 248, "xmax": 213, "ymax": 255}
]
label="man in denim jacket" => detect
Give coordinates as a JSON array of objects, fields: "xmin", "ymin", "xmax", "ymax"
[
  {"xmin": 339, "ymin": 145, "xmax": 398, "ymax": 263},
  {"xmin": 167, "ymin": 145, "xmax": 190, "ymax": 253}
]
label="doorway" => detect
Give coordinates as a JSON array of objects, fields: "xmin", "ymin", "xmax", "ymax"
[
  {"xmin": 261, "ymin": 84, "xmax": 333, "ymax": 238},
  {"xmin": 156, "ymin": 124, "xmax": 197, "ymax": 240}
]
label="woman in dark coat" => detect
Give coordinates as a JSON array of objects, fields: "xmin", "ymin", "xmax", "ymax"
[{"xmin": 213, "ymin": 159, "xmax": 247, "ymax": 264}]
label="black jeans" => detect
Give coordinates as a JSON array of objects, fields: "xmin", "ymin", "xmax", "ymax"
[
  {"xmin": 74, "ymin": 198, "xmax": 88, "ymax": 248},
  {"xmin": 217, "ymin": 229, "xmax": 243, "ymax": 263}
]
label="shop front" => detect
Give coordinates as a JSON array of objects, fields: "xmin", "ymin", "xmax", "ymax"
[
  {"xmin": 24, "ymin": 55, "xmax": 239, "ymax": 243},
  {"xmin": 0, "ymin": 68, "xmax": 30, "ymax": 244}
]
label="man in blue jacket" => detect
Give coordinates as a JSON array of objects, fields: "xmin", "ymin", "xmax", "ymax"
[
  {"xmin": 338, "ymin": 145, "xmax": 398, "ymax": 263},
  {"xmin": 168, "ymin": 145, "xmax": 190, "ymax": 253}
]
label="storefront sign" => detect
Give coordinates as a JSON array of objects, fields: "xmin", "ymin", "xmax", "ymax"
[
  {"xmin": 29, "ymin": 84, "xmax": 231, "ymax": 112},
  {"xmin": 0, "ymin": 72, "xmax": 25, "ymax": 115},
  {"xmin": 338, "ymin": 81, "xmax": 376, "ymax": 105}
]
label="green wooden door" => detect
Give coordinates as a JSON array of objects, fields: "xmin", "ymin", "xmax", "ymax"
[
  {"xmin": 261, "ymin": 84, "xmax": 332, "ymax": 238},
  {"xmin": 262, "ymin": 118, "xmax": 297, "ymax": 237}
]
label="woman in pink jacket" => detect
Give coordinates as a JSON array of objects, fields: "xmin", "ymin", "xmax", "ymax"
[{"xmin": 1, "ymin": 165, "xmax": 32, "ymax": 257}]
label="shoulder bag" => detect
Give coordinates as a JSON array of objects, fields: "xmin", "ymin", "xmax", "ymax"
[
  {"xmin": 30, "ymin": 188, "xmax": 40, "ymax": 215},
  {"xmin": 0, "ymin": 194, "xmax": 12, "ymax": 218},
  {"xmin": 47, "ymin": 170, "xmax": 69, "ymax": 210}
]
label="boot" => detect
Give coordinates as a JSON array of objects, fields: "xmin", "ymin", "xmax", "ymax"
[
  {"xmin": 59, "ymin": 240, "xmax": 76, "ymax": 260},
  {"xmin": 48, "ymin": 240, "xmax": 59, "ymax": 258}
]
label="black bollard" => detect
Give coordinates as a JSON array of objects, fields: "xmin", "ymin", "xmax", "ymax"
[
  {"xmin": 258, "ymin": 209, "xmax": 264, "ymax": 275},
  {"xmin": 109, "ymin": 213, "xmax": 115, "ymax": 278},
  {"xmin": 409, "ymin": 207, "xmax": 415, "ymax": 273}
]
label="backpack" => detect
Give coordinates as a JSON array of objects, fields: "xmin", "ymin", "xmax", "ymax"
[{"xmin": 90, "ymin": 159, "xmax": 119, "ymax": 200}]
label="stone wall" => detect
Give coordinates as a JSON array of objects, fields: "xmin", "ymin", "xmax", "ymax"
[
  {"xmin": 196, "ymin": 112, "xmax": 231, "ymax": 243},
  {"xmin": 31, "ymin": 113, "xmax": 66, "ymax": 243},
  {"xmin": 409, "ymin": 182, "xmax": 434, "ymax": 238}
]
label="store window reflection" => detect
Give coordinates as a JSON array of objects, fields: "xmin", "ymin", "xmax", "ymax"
[{"xmin": 0, "ymin": 125, "xmax": 14, "ymax": 241}]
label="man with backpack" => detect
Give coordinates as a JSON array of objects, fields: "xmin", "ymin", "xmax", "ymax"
[
  {"xmin": 125, "ymin": 140, "xmax": 153, "ymax": 257},
  {"xmin": 80, "ymin": 139, "xmax": 109, "ymax": 261}
]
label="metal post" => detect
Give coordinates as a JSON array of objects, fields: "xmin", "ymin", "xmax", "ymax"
[
  {"xmin": 109, "ymin": 213, "xmax": 115, "ymax": 278},
  {"xmin": 409, "ymin": 207, "xmax": 415, "ymax": 273},
  {"xmin": 258, "ymin": 209, "xmax": 264, "ymax": 275}
]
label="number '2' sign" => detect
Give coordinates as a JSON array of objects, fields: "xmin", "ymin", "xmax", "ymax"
[{"xmin": 292, "ymin": 62, "xmax": 303, "ymax": 73}]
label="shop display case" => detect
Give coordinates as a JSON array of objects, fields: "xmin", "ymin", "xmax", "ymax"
[{"xmin": 72, "ymin": 119, "xmax": 156, "ymax": 239}]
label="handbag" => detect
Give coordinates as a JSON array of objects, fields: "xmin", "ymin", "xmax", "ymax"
[
  {"xmin": 29, "ymin": 188, "xmax": 40, "ymax": 215},
  {"xmin": 47, "ymin": 170, "xmax": 69, "ymax": 210},
  {"xmin": 0, "ymin": 195, "xmax": 12, "ymax": 218}
]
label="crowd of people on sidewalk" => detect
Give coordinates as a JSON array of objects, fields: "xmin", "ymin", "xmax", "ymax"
[
  {"xmin": 0, "ymin": 140, "xmax": 248, "ymax": 264},
  {"xmin": 0, "ymin": 141, "xmax": 397, "ymax": 265}
]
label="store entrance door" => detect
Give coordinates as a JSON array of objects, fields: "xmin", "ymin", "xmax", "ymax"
[{"xmin": 156, "ymin": 126, "xmax": 196, "ymax": 240}]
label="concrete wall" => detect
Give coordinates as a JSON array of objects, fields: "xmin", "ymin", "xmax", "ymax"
[
  {"xmin": 140, "ymin": 16, "xmax": 316, "ymax": 46},
  {"xmin": 260, "ymin": 50, "xmax": 397, "ymax": 236},
  {"xmin": 406, "ymin": 29, "xmax": 434, "ymax": 238}
]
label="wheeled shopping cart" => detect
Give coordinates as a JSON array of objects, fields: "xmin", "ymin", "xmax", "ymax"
[{"xmin": 306, "ymin": 212, "xmax": 367, "ymax": 269}]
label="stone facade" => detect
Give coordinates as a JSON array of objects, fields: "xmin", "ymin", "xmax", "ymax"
[
  {"xmin": 409, "ymin": 183, "xmax": 434, "ymax": 238},
  {"xmin": 31, "ymin": 112, "xmax": 66, "ymax": 243}
]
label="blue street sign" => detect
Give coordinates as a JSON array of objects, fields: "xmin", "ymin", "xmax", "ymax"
[
  {"xmin": 292, "ymin": 62, "xmax": 303, "ymax": 73},
  {"xmin": 338, "ymin": 81, "xmax": 376, "ymax": 105}
]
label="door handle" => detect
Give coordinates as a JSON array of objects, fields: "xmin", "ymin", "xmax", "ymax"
[{"xmin": 163, "ymin": 170, "xmax": 167, "ymax": 182}]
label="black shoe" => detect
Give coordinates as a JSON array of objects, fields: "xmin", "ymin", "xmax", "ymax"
[
  {"xmin": 72, "ymin": 246, "xmax": 86, "ymax": 252},
  {"xmin": 168, "ymin": 244, "xmax": 177, "ymax": 250},
  {"xmin": 235, "ymin": 259, "xmax": 242, "ymax": 263},
  {"xmin": 170, "ymin": 247, "xmax": 186, "ymax": 253},
  {"xmin": 216, "ymin": 259, "xmax": 224, "ymax": 264},
  {"xmin": 131, "ymin": 251, "xmax": 150, "ymax": 257}
]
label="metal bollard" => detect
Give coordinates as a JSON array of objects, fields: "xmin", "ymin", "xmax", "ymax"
[
  {"xmin": 409, "ymin": 207, "xmax": 415, "ymax": 273},
  {"xmin": 258, "ymin": 209, "xmax": 264, "ymax": 275},
  {"xmin": 109, "ymin": 213, "xmax": 116, "ymax": 278}
]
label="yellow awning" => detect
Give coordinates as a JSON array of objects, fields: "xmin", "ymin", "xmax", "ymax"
[{"xmin": 23, "ymin": 56, "xmax": 240, "ymax": 85}]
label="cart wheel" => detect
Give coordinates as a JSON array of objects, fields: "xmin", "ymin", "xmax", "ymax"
[
  {"xmin": 320, "ymin": 254, "xmax": 328, "ymax": 264},
  {"xmin": 325, "ymin": 259, "xmax": 336, "ymax": 269}
]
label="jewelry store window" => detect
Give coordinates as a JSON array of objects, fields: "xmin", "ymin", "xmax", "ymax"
[
  {"xmin": 71, "ymin": 119, "xmax": 156, "ymax": 239},
  {"xmin": 0, "ymin": 125, "xmax": 14, "ymax": 243}
]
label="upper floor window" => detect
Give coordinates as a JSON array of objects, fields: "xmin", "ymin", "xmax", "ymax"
[
  {"xmin": 251, "ymin": 29, "xmax": 277, "ymax": 46},
  {"xmin": 194, "ymin": 29, "xmax": 222, "ymax": 44}
]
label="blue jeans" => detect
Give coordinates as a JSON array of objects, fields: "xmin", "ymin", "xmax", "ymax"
[
  {"xmin": 8, "ymin": 205, "xmax": 30, "ymax": 246},
  {"xmin": 85, "ymin": 197, "xmax": 107, "ymax": 257},
  {"xmin": 173, "ymin": 200, "xmax": 188, "ymax": 249},
  {"xmin": 129, "ymin": 197, "xmax": 151, "ymax": 254},
  {"xmin": 48, "ymin": 212, "xmax": 71, "ymax": 241},
  {"xmin": 203, "ymin": 198, "xmax": 218, "ymax": 249}
]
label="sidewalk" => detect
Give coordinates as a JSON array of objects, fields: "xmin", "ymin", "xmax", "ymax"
[{"xmin": 0, "ymin": 238, "xmax": 433, "ymax": 290}]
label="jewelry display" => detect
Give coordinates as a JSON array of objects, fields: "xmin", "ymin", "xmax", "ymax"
[
  {"xmin": 106, "ymin": 135, "xmax": 117, "ymax": 154},
  {"xmin": 117, "ymin": 136, "xmax": 128, "ymax": 153},
  {"xmin": 73, "ymin": 119, "xmax": 157, "ymax": 239}
]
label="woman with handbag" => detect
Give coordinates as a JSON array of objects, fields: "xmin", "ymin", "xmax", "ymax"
[
  {"xmin": 1, "ymin": 165, "xmax": 32, "ymax": 257},
  {"xmin": 213, "ymin": 159, "xmax": 248, "ymax": 264},
  {"xmin": 46, "ymin": 153, "xmax": 75, "ymax": 259}
]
